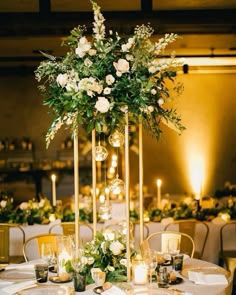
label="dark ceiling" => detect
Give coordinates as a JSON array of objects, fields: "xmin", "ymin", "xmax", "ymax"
[{"xmin": 0, "ymin": 0, "xmax": 236, "ymax": 72}]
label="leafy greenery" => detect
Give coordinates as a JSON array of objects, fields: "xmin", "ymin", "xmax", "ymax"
[
  {"xmin": 78, "ymin": 231, "xmax": 135, "ymax": 284},
  {"xmin": 35, "ymin": 0, "xmax": 184, "ymax": 148}
]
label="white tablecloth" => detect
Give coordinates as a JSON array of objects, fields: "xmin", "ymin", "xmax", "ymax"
[{"xmin": 0, "ymin": 258, "xmax": 232, "ymax": 295}]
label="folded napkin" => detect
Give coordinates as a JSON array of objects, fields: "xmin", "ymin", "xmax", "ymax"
[
  {"xmin": 102, "ymin": 285, "xmax": 126, "ymax": 295},
  {"xmin": 2, "ymin": 280, "xmax": 36, "ymax": 294},
  {"xmin": 0, "ymin": 280, "xmax": 14, "ymax": 286},
  {"xmin": 188, "ymin": 270, "xmax": 228, "ymax": 285},
  {"xmin": 5, "ymin": 263, "xmax": 35, "ymax": 271}
]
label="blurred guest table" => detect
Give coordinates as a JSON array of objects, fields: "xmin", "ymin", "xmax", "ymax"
[
  {"xmin": 9, "ymin": 220, "xmax": 235, "ymax": 264},
  {"xmin": 0, "ymin": 258, "xmax": 232, "ymax": 295}
]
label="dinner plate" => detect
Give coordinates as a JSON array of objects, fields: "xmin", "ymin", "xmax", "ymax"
[
  {"xmin": 132, "ymin": 288, "xmax": 173, "ymax": 295},
  {"xmin": 181, "ymin": 266, "xmax": 230, "ymax": 279},
  {"xmin": 16, "ymin": 285, "xmax": 73, "ymax": 295},
  {"xmin": 0, "ymin": 269, "xmax": 35, "ymax": 281}
]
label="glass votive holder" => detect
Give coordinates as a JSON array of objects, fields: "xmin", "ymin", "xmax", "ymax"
[
  {"xmin": 73, "ymin": 272, "xmax": 86, "ymax": 292},
  {"xmin": 34, "ymin": 264, "xmax": 48, "ymax": 283},
  {"xmin": 157, "ymin": 266, "xmax": 168, "ymax": 288},
  {"xmin": 172, "ymin": 254, "xmax": 184, "ymax": 271}
]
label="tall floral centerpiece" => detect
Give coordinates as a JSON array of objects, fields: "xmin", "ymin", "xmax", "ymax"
[{"xmin": 35, "ymin": 0, "xmax": 184, "ymax": 282}]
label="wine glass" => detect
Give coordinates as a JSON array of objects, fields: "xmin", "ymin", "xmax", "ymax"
[
  {"xmin": 143, "ymin": 249, "xmax": 158, "ymax": 286},
  {"xmin": 40, "ymin": 243, "xmax": 56, "ymax": 267},
  {"xmin": 167, "ymin": 238, "xmax": 180, "ymax": 269},
  {"xmin": 71, "ymin": 248, "xmax": 84, "ymax": 273}
]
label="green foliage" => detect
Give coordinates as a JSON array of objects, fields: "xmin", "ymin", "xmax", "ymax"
[{"xmin": 35, "ymin": 1, "xmax": 185, "ymax": 148}]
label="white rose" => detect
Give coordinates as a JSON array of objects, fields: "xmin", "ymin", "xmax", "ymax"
[
  {"xmin": 113, "ymin": 59, "xmax": 129, "ymax": 75},
  {"xmin": 95, "ymin": 97, "xmax": 110, "ymax": 113},
  {"xmin": 0, "ymin": 200, "xmax": 7, "ymax": 208},
  {"xmin": 20, "ymin": 202, "xmax": 28, "ymax": 210},
  {"xmin": 106, "ymin": 74, "xmax": 115, "ymax": 85},
  {"xmin": 151, "ymin": 88, "xmax": 157, "ymax": 95},
  {"xmin": 103, "ymin": 87, "xmax": 111, "ymax": 95},
  {"xmin": 56, "ymin": 73, "xmax": 68, "ymax": 88},
  {"xmin": 109, "ymin": 240, "xmax": 125, "ymax": 255}
]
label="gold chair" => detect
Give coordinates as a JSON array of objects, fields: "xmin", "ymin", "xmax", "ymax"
[
  {"xmin": 49, "ymin": 222, "xmax": 94, "ymax": 246},
  {"xmin": 164, "ymin": 219, "xmax": 209, "ymax": 259},
  {"xmin": 23, "ymin": 233, "xmax": 63, "ymax": 262},
  {"xmin": 141, "ymin": 230, "xmax": 195, "ymax": 258},
  {"xmin": 0, "ymin": 223, "xmax": 25, "ymax": 263},
  {"xmin": 219, "ymin": 221, "xmax": 236, "ymax": 284}
]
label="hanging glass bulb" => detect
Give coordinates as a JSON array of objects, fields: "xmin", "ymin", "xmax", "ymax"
[
  {"xmin": 110, "ymin": 177, "xmax": 125, "ymax": 194},
  {"xmin": 109, "ymin": 131, "xmax": 124, "ymax": 147},
  {"xmin": 94, "ymin": 145, "xmax": 108, "ymax": 161}
]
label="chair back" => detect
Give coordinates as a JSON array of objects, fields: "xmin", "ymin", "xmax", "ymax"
[
  {"xmin": 0, "ymin": 223, "xmax": 25, "ymax": 263},
  {"xmin": 141, "ymin": 230, "xmax": 195, "ymax": 258},
  {"xmin": 23, "ymin": 233, "xmax": 63, "ymax": 261},
  {"xmin": 49, "ymin": 222, "xmax": 94, "ymax": 246},
  {"xmin": 164, "ymin": 219, "xmax": 209, "ymax": 259},
  {"xmin": 219, "ymin": 221, "xmax": 236, "ymax": 284}
]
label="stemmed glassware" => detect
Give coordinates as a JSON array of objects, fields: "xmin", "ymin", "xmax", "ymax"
[
  {"xmin": 40, "ymin": 243, "xmax": 57, "ymax": 267},
  {"xmin": 167, "ymin": 238, "xmax": 180, "ymax": 269},
  {"xmin": 142, "ymin": 249, "xmax": 158, "ymax": 286}
]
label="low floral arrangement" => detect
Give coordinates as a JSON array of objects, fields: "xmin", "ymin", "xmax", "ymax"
[
  {"xmin": 7, "ymin": 196, "xmax": 54, "ymax": 225},
  {"xmin": 77, "ymin": 231, "xmax": 133, "ymax": 283},
  {"xmin": 0, "ymin": 193, "xmax": 14, "ymax": 223},
  {"xmin": 35, "ymin": 0, "xmax": 184, "ymax": 148}
]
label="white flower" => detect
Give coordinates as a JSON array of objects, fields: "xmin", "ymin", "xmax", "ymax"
[
  {"xmin": 38, "ymin": 199, "xmax": 45, "ymax": 208},
  {"xmin": 109, "ymin": 240, "xmax": 125, "ymax": 255},
  {"xmin": 107, "ymin": 265, "xmax": 115, "ymax": 271},
  {"xmin": 105, "ymin": 74, "xmax": 115, "ymax": 85},
  {"xmin": 120, "ymin": 259, "xmax": 127, "ymax": 266},
  {"xmin": 0, "ymin": 200, "xmax": 7, "ymax": 208},
  {"xmin": 151, "ymin": 88, "xmax": 157, "ymax": 95},
  {"xmin": 113, "ymin": 58, "xmax": 130, "ymax": 76},
  {"xmin": 103, "ymin": 87, "xmax": 111, "ymax": 95},
  {"xmin": 95, "ymin": 97, "xmax": 110, "ymax": 113},
  {"xmin": 158, "ymin": 98, "xmax": 164, "ymax": 106},
  {"xmin": 20, "ymin": 202, "xmax": 28, "ymax": 210},
  {"xmin": 148, "ymin": 106, "xmax": 154, "ymax": 113},
  {"xmin": 148, "ymin": 65, "xmax": 157, "ymax": 74},
  {"xmin": 87, "ymin": 257, "xmax": 95, "ymax": 265},
  {"xmin": 56, "ymin": 73, "xmax": 68, "ymax": 88},
  {"xmin": 75, "ymin": 36, "xmax": 91, "ymax": 58},
  {"xmin": 88, "ymin": 48, "xmax": 97, "ymax": 56}
]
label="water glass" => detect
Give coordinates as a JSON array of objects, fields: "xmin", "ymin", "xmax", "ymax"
[
  {"xmin": 93, "ymin": 271, "xmax": 106, "ymax": 286},
  {"xmin": 34, "ymin": 264, "xmax": 48, "ymax": 283},
  {"xmin": 73, "ymin": 272, "xmax": 86, "ymax": 292},
  {"xmin": 172, "ymin": 254, "xmax": 184, "ymax": 271}
]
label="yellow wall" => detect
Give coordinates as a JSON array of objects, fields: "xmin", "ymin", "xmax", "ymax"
[{"xmin": 0, "ymin": 71, "xmax": 236, "ymax": 197}]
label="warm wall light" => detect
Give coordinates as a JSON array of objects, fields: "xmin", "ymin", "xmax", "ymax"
[{"xmin": 188, "ymin": 154, "xmax": 205, "ymax": 200}]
